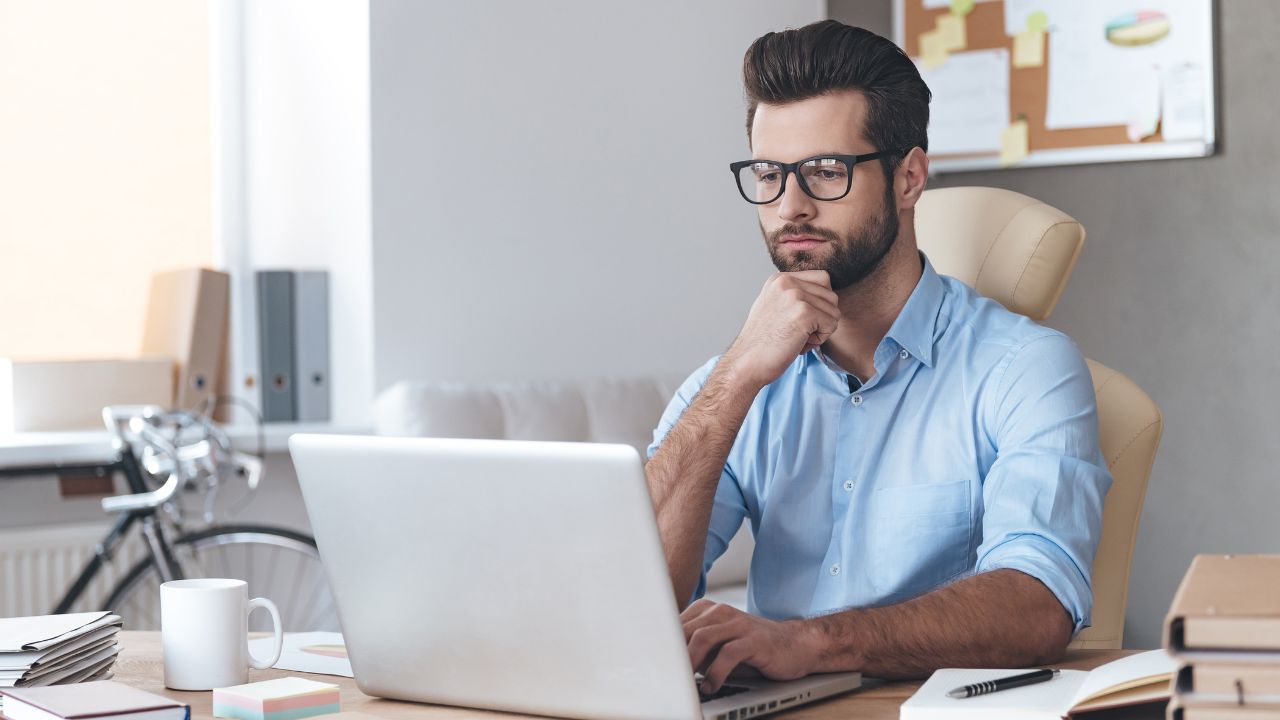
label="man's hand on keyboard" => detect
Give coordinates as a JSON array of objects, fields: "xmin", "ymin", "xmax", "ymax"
[{"xmin": 681, "ymin": 598, "xmax": 819, "ymax": 694}]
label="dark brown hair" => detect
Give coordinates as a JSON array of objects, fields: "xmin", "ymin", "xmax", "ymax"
[{"xmin": 743, "ymin": 20, "xmax": 931, "ymax": 180}]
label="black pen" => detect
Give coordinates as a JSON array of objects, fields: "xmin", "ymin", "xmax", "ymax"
[{"xmin": 947, "ymin": 668, "xmax": 1060, "ymax": 699}]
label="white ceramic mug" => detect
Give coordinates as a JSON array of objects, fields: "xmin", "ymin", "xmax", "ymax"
[{"xmin": 160, "ymin": 578, "xmax": 283, "ymax": 690}]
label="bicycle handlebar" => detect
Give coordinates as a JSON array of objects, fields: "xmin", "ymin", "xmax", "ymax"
[{"xmin": 100, "ymin": 417, "xmax": 186, "ymax": 513}]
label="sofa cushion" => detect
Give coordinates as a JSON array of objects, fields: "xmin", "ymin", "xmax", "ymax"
[
  {"xmin": 374, "ymin": 377, "xmax": 755, "ymax": 593},
  {"xmin": 373, "ymin": 381, "xmax": 505, "ymax": 439}
]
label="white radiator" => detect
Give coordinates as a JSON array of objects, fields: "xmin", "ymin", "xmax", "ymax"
[{"xmin": 0, "ymin": 522, "xmax": 149, "ymax": 618}]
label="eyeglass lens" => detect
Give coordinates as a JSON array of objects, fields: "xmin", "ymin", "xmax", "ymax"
[{"xmin": 736, "ymin": 157, "xmax": 852, "ymax": 203}]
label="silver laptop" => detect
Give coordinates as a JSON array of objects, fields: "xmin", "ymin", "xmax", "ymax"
[{"xmin": 289, "ymin": 434, "xmax": 860, "ymax": 720}]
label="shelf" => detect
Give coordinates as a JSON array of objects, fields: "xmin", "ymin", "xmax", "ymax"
[{"xmin": 0, "ymin": 423, "xmax": 371, "ymax": 471}]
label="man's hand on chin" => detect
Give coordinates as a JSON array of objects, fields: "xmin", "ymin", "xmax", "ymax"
[{"xmin": 681, "ymin": 599, "xmax": 821, "ymax": 694}]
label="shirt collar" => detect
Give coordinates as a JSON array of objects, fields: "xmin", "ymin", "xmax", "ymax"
[
  {"xmin": 804, "ymin": 251, "xmax": 945, "ymax": 376},
  {"xmin": 884, "ymin": 251, "xmax": 944, "ymax": 368}
]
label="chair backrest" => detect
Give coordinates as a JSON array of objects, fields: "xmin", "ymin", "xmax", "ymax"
[{"xmin": 916, "ymin": 187, "xmax": 1162, "ymax": 648}]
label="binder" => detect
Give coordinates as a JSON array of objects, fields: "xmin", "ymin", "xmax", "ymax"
[
  {"xmin": 140, "ymin": 268, "xmax": 230, "ymax": 412},
  {"xmin": 256, "ymin": 271, "xmax": 296, "ymax": 422},
  {"xmin": 1165, "ymin": 555, "xmax": 1280, "ymax": 656},
  {"xmin": 292, "ymin": 271, "xmax": 331, "ymax": 422}
]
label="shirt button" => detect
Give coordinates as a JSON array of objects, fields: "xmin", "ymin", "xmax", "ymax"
[
  {"xmin": 899, "ymin": 349, "xmax": 910, "ymax": 360},
  {"xmin": 850, "ymin": 394, "xmax": 863, "ymax": 406},
  {"xmin": 843, "ymin": 480, "xmax": 855, "ymax": 491},
  {"xmin": 830, "ymin": 564, "xmax": 841, "ymax": 576}
]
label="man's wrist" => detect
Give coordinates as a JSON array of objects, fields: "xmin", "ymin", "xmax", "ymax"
[
  {"xmin": 714, "ymin": 347, "xmax": 769, "ymax": 395},
  {"xmin": 788, "ymin": 617, "xmax": 836, "ymax": 675},
  {"xmin": 796, "ymin": 611, "xmax": 867, "ymax": 673}
]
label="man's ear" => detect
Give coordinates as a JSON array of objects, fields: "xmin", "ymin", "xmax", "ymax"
[{"xmin": 895, "ymin": 147, "xmax": 929, "ymax": 212}]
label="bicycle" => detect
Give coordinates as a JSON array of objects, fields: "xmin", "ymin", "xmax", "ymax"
[{"xmin": 11, "ymin": 404, "xmax": 339, "ymax": 633}]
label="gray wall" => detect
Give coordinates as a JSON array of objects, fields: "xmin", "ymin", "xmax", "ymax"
[
  {"xmin": 832, "ymin": 0, "xmax": 1280, "ymax": 648},
  {"xmin": 369, "ymin": 0, "xmax": 823, "ymax": 388}
]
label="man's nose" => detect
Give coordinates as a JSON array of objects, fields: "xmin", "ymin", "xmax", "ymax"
[{"xmin": 775, "ymin": 172, "xmax": 816, "ymax": 223}]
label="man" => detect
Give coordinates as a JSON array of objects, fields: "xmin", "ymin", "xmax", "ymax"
[{"xmin": 645, "ymin": 20, "xmax": 1111, "ymax": 693}]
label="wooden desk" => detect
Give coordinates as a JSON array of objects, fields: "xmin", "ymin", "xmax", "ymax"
[{"xmin": 111, "ymin": 632, "xmax": 1152, "ymax": 720}]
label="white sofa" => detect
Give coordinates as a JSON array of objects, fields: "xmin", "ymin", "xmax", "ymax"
[{"xmin": 373, "ymin": 377, "xmax": 754, "ymax": 607}]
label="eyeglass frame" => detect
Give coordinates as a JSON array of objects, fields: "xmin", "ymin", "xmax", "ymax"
[{"xmin": 728, "ymin": 149, "xmax": 911, "ymax": 205}]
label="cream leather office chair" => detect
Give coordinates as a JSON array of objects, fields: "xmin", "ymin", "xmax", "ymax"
[{"xmin": 915, "ymin": 187, "xmax": 1162, "ymax": 649}]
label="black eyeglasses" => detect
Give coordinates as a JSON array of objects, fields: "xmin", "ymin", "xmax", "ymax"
[{"xmin": 729, "ymin": 150, "xmax": 908, "ymax": 205}]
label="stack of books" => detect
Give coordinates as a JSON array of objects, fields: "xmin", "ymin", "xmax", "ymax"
[
  {"xmin": 1165, "ymin": 554, "xmax": 1280, "ymax": 719},
  {"xmin": 0, "ymin": 612, "xmax": 122, "ymax": 710}
]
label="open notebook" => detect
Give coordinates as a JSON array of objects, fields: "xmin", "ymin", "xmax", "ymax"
[{"xmin": 900, "ymin": 649, "xmax": 1175, "ymax": 719}]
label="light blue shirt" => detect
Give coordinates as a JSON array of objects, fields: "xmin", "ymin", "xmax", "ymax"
[{"xmin": 648, "ymin": 253, "xmax": 1111, "ymax": 634}]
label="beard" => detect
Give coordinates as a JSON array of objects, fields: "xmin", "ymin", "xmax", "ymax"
[{"xmin": 764, "ymin": 184, "xmax": 899, "ymax": 291}]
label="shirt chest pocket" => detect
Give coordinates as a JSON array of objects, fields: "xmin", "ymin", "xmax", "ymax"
[{"xmin": 867, "ymin": 480, "xmax": 973, "ymax": 598}]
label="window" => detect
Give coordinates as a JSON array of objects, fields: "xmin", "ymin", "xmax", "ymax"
[{"xmin": 0, "ymin": 0, "xmax": 212, "ymax": 360}]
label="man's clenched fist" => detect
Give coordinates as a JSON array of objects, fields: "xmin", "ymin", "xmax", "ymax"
[{"xmin": 722, "ymin": 270, "xmax": 840, "ymax": 389}]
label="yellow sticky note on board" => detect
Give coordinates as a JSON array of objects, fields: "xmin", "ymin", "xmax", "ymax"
[
  {"xmin": 920, "ymin": 30, "xmax": 948, "ymax": 69},
  {"xmin": 935, "ymin": 14, "xmax": 967, "ymax": 52},
  {"xmin": 1012, "ymin": 29, "xmax": 1045, "ymax": 68},
  {"xmin": 1000, "ymin": 120, "xmax": 1029, "ymax": 166}
]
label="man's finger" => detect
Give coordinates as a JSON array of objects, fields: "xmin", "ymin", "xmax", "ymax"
[
  {"xmin": 776, "ymin": 274, "xmax": 838, "ymax": 306},
  {"xmin": 701, "ymin": 638, "xmax": 755, "ymax": 694},
  {"xmin": 687, "ymin": 622, "xmax": 742, "ymax": 675},
  {"xmin": 783, "ymin": 269, "xmax": 832, "ymax": 289},
  {"xmin": 681, "ymin": 601, "xmax": 725, "ymax": 641},
  {"xmin": 679, "ymin": 598, "xmax": 716, "ymax": 623},
  {"xmin": 788, "ymin": 287, "xmax": 840, "ymax": 323}
]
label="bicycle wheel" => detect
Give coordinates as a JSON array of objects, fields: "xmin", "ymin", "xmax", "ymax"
[{"xmin": 103, "ymin": 525, "xmax": 340, "ymax": 633}]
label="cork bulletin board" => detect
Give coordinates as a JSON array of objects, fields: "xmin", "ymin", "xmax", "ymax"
[{"xmin": 893, "ymin": 0, "xmax": 1216, "ymax": 173}]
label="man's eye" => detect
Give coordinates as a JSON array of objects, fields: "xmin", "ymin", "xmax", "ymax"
[
  {"xmin": 757, "ymin": 171, "xmax": 781, "ymax": 184},
  {"xmin": 818, "ymin": 169, "xmax": 846, "ymax": 180}
]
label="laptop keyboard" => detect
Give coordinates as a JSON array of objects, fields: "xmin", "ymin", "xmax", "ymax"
[{"xmin": 699, "ymin": 682, "xmax": 751, "ymax": 703}]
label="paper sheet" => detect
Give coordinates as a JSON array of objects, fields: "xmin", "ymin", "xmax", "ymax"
[
  {"xmin": 901, "ymin": 667, "xmax": 1086, "ymax": 719},
  {"xmin": 915, "ymin": 48, "xmax": 1009, "ymax": 155},
  {"xmin": 0, "ymin": 612, "xmax": 116, "ymax": 652},
  {"xmin": 1045, "ymin": 0, "xmax": 1209, "ymax": 132},
  {"xmin": 1160, "ymin": 62, "xmax": 1207, "ymax": 141},
  {"xmin": 250, "ymin": 632, "xmax": 353, "ymax": 678},
  {"xmin": 1068, "ymin": 649, "xmax": 1175, "ymax": 709}
]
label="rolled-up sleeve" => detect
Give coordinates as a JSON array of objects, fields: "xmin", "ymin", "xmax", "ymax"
[
  {"xmin": 975, "ymin": 333, "xmax": 1112, "ymax": 635},
  {"xmin": 647, "ymin": 356, "xmax": 749, "ymax": 605}
]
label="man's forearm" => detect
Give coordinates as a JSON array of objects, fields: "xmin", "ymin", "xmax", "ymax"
[
  {"xmin": 645, "ymin": 358, "xmax": 760, "ymax": 608},
  {"xmin": 801, "ymin": 569, "xmax": 1073, "ymax": 679}
]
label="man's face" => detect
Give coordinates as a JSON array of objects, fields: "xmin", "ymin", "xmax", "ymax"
[{"xmin": 749, "ymin": 91, "xmax": 899, "ymax": 291}]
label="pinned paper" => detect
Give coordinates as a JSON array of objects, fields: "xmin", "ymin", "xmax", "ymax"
[
  {"xmin": 1124, "ymin": 71, "xmax": 1162, "ymax": 142},
  {"xmin": 919, "ymin": 30, "xmax": 948, "ymax": 69},
  {"xmin": 999, "ymin": 119, "xmax": 1029, "ymax": 166},
  {"xmin": 935, "ymin": 14, "xmax": 967, "ymax": 52},
  {"xmin": 1161, "ymin": 63, "xmax": 1206, "ymax": 141},
  {"xmin": 1012, "ymin": 29, "xmax": 1045, "ymax": 68},
  {"xmin": 950, "ymin": 0, "xmax": 975, "ymax": 17}
]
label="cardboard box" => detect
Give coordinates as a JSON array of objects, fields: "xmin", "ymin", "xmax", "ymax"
[{"xmin": 0, "ymin": 357, "xmax": 174, "ymax": 433}]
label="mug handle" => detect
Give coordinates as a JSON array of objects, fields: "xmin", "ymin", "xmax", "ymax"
[{"xmin": 245, "ymin": 597, "xmax": 284, "ymax": 670}]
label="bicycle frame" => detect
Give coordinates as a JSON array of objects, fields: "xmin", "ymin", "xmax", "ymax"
[
  {"xmin": 47, "ymin": 445, "xmax": 186, "ymax": 614},
  {"xmin": 0, "ymin": 445, "xmax": 186, "ymax": 614}
]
